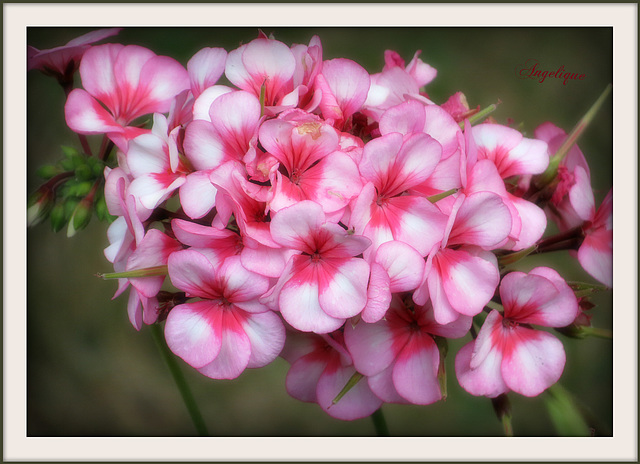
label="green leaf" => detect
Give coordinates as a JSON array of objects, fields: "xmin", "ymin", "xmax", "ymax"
[
  {"xmin": 332, "ymin": 372, "xmax": 364, "ymax": 405},
  {"xmin": 544, "ymin": 384, "xmax": 591, "ymax": 436}
]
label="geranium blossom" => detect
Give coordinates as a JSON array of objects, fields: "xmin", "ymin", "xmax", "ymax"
[
  {"xmin": 65, "ymin": 43, "xmax": 189, "ymax": 147},
  {"xmin": 165, "ymin": 250, "xmax": 285, "ymax": 379},
  {"xmin": 262, "ymin": 201, "xmax": 371, "ymax": 333},
  {"xmin": 455, "ymin": 267, "xmax": 579, "ymax": 397},
  {"xmin": 345, "ymin": 296, "xmax": 471, "ymax": 405}
]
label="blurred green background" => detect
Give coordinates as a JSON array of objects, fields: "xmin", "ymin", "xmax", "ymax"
[{"xmin": 27, "ymin": 27, "xmax": 613, "ymax": 437}]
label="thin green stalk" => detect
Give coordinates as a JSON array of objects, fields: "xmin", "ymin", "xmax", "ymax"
[
  {"xmin": 371, "ymin": 408, "xmax": 389, "ymax": 436},
  {"xmin": 150, "ymin": 323, "xmax": 209, "ymax": 436}
]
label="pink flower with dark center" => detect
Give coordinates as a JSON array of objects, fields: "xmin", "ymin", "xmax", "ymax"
[
  {"xmin": 281, "ymin": 330, "xmax": 382, "ymax": 420},
  {"xmin": 413, "ymin": 192, "xmax": 512, "ymax": 325},
  {"xmin": 164, "ymin": 250, "xmax": 285, "ymax": 379},
  {"xmin": 345, "ymin": 295, "xmax": 471, "ymax": 405},
  {"xmin": 455, "ymin": 267, "xmax": 579, "ymax": 397},
  {"xmin": 259, "ymin": 110, "xmax": 362, "ymax": 215},
  {"xmin": 65, "ymin": 43, "xmax": 189, "ymax": 140},
  {"xmin": 349, "ymin": 131, "xmax": 447, "ymax": 259},
  {"xmin": 262, "ymin": 201, "xmax": 371, "ymax": 334}
]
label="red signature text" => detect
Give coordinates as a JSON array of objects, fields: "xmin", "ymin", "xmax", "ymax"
[{"xmin": 516, "ymin": 59, "xmax": 586, "ymax": 85}]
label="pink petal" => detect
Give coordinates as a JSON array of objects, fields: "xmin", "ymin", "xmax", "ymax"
[
  {"xmin": 127, "ymin": 133, "xmax": 170, "ymax": 177},
  {"xmin": 240, "ymin": 38, "xmax": 296, "ymax": 101},
  {"xmin": 372, "ymin": 195, "xmax": 447, "ymax": 257},
  {"xmin": 473, "ymin": 124, "xmax": 548, "ymax": 178},
  {"xmin": 296, "ymin": 151, "xmax": 363, "ymax": 214},
  {"xmin": 374, "ymin": 240, "xmax": 425, "ymax": 292},
  {"xmin": 78, "ymin": 43, "xmax": 123, "ymax": 106},
  {"xmin": 367, "ymin": 365, "xmax": 410, "ymax": 404},
  {"xmin": 179, "ymin": 171, "xmax": 218, "ymax": 220},
  {"xmin": 241, "ymin": 311, "xmax": 286, "ymax": 368},
  {"xmin": 316, "ymin": 362, "xmax": 382, "ymax": 420},
  {"xmin": 183, "ymin": 120, "xmax": 227, "ymax": 170},
  {"xmin": 378, "ymin": 100, "xmax": 426, "ymax": 135},
  {"xmin": 455, "ymin": 339, "xmax": 508, "ymax": 398},
  {"xmin": 192, "ymin": 85, "xmax": 234, "ymax": 121},
  {"xmin": 126, "ymin": 229, "xmax": 180, "ymax": 298},
  {"xmin": 127, "ymin": 288, "xmax": 144, "ymax": 331},
  {"xmin": 507, "ymin": 193, "xmax": 547, "ymax": 250},
  {"xmin": 64, "ymin": 89, "xmax": 123, "ymax": 134},
  {"xmin": 197, "ymin": 310, "xmax": 251, "ymax": 379},
  {"xmin": 240, "ymin": 240, "xmax": 294, "ymax": 279},
  {"xmin": 134, "ymin": 54, "xmax": 190, "ymax": 118},
  {"xmin": 568, "ymin": 166, "xmax": 596, "ymax": 222},
  {"xmin": 317, "ymin": 258, "xmax": 369, "ymax": 319},
  {"xmin": 447, "ymin": 192, "xmax": 512, "ymax": 249},
  {"xmin": 422, "ymin": 105, "xmax": 462, "ymax": 160},
  {"xmin": 361, "ymin": 262, "xmax": 392, "ymax": 323},
  {"xmin": 286, "ymin": 351, "xmax": 328, "ymax": 403},
  {"xmin": 188, "ymin": 47, "xmax": 227, "ymax": 98},
  {"xmin": 392, "ymin": 334, "xmax": 441, "ymax": 405},
  {"xmin": 578, "ymin": 228, "xmax": 613, "ymax": 287},
  {"xmin": 208, "ymin": 91, "xmax": 261, "ymax": 159},
  {"xmin": 171, "ymin": 219, "xmax": 238, "ymax": 255},
  {"xmin": 279, "ymin": 255, "xmax": 346, "ymax": 333},
  {"xmin": 269, "ymin": 200, "xmax": 324, "ymax": 253},
  {"xmin": 164, "ymin": 300, "xmax": 223, "ymax": 368},
  {"xmin": 434, "ymin": 247, "xmax": 500, "ymax": 319},
  {"xmin": 167, "ymin": 249, "xmax": 219, "ymax": 299},
  {"xmin": 501, "ymin": 268, "xmax": 578, "ymax": 327},
  {"xmin": 501, "ymin": 328, "xmax": 566, "ymax": 397},
  {"xmin": 343, "ymin": 317, "xmax": 398, "ymax": 376},
  {"xmin": 318, "ymin": 58, "xmax": 370, "ymax": 123},
  {"xmin": 218, "ymin": 255, "xmax": 270, "ymax": 304}
]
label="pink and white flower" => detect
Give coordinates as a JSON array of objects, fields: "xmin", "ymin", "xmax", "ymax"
[
  {"xmin": 262, "ymin": 201, "xmax": 371, "ymax": 333},
  {"xmin": 413, "ymin": 192, "xmax": 511, "ymax": 325},
  {"xmin": 455, "ymin": 267, "xmax": 579, "ymax": 397},
  {"xmin": 65, "ymin": 43, "xmax": 189, "ymax": 144},
  {"xmin": 345, "ymin": 296, "xmax": 471, "ymax": 405},
  {"xmin": 349, "ymin": 131, "xmax": 448, "ymax": 258},
  {"xmin": 165, "ymin": 249, "xmax": 285, "ymax": 379}
]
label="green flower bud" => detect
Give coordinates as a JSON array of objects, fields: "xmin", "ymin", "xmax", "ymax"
[
  {"xmin": 75, "ymin": 164, "xmax": 93, "ymax": 181},
  {"xmin": 36, "ymin": 164, "xmax": 62, "ymax": 180},
  {"xmin": 67, "ymin": 199, "xmax": 92, "ymax": 237},
  {"xmin": 75, "ymin": 180, "xmax": 94, "ymax": 197},
  {"xmin": 49, "ymin": 202, "xmax": 67, "ymax": 232},
  {"xmin": 27, "ymin": 188, "xmax": 54, "ymax": 227}
]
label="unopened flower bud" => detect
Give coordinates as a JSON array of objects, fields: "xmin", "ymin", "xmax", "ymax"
[
  {"xmin": 27, "ymin": 188, "xmax": 54, "ymax": 227},
  {"xmin": 36, "ymin": 164, "xmax": 62, "ymax": 180},
  {"xmin": 49, "ymin": 202, "xmax": 67, "ymax": 232},
  {"xmin": 67, "ymin": 198, "xmax": 92, "ymax": 237}
]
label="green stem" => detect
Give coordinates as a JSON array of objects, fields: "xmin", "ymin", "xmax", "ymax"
[
  {"xmin": 458, "ymin": 102, "xmax": 499, "ymax": 129},
  {"xmin": 371, "ymin": 408, "xmax": 389, "ymax": 436},
  {"xmin": 150, "ymin": 324, "xmax": 209, "ymax": 436},
  {"xmin": 581, "ymin": 327, "xmax": 613, "ymax": 340},
  {"xmin": 536, "ymin": 84, "xmax": 612, "ymax": 187}
]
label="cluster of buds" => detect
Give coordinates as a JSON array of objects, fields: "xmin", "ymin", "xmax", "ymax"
[{"xmin": 29, "ymin": 29, "xmax": 612, "ymax": 423}]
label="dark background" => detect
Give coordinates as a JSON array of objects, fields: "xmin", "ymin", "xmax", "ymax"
[{"xmin": 27, "ymin": 27, "xmax": 613, "ymax": 436}]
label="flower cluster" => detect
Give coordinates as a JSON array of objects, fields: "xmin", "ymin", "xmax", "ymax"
[{"xmin": 29, "ymin": 30, "xmax": 612, "ymax": 423}]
